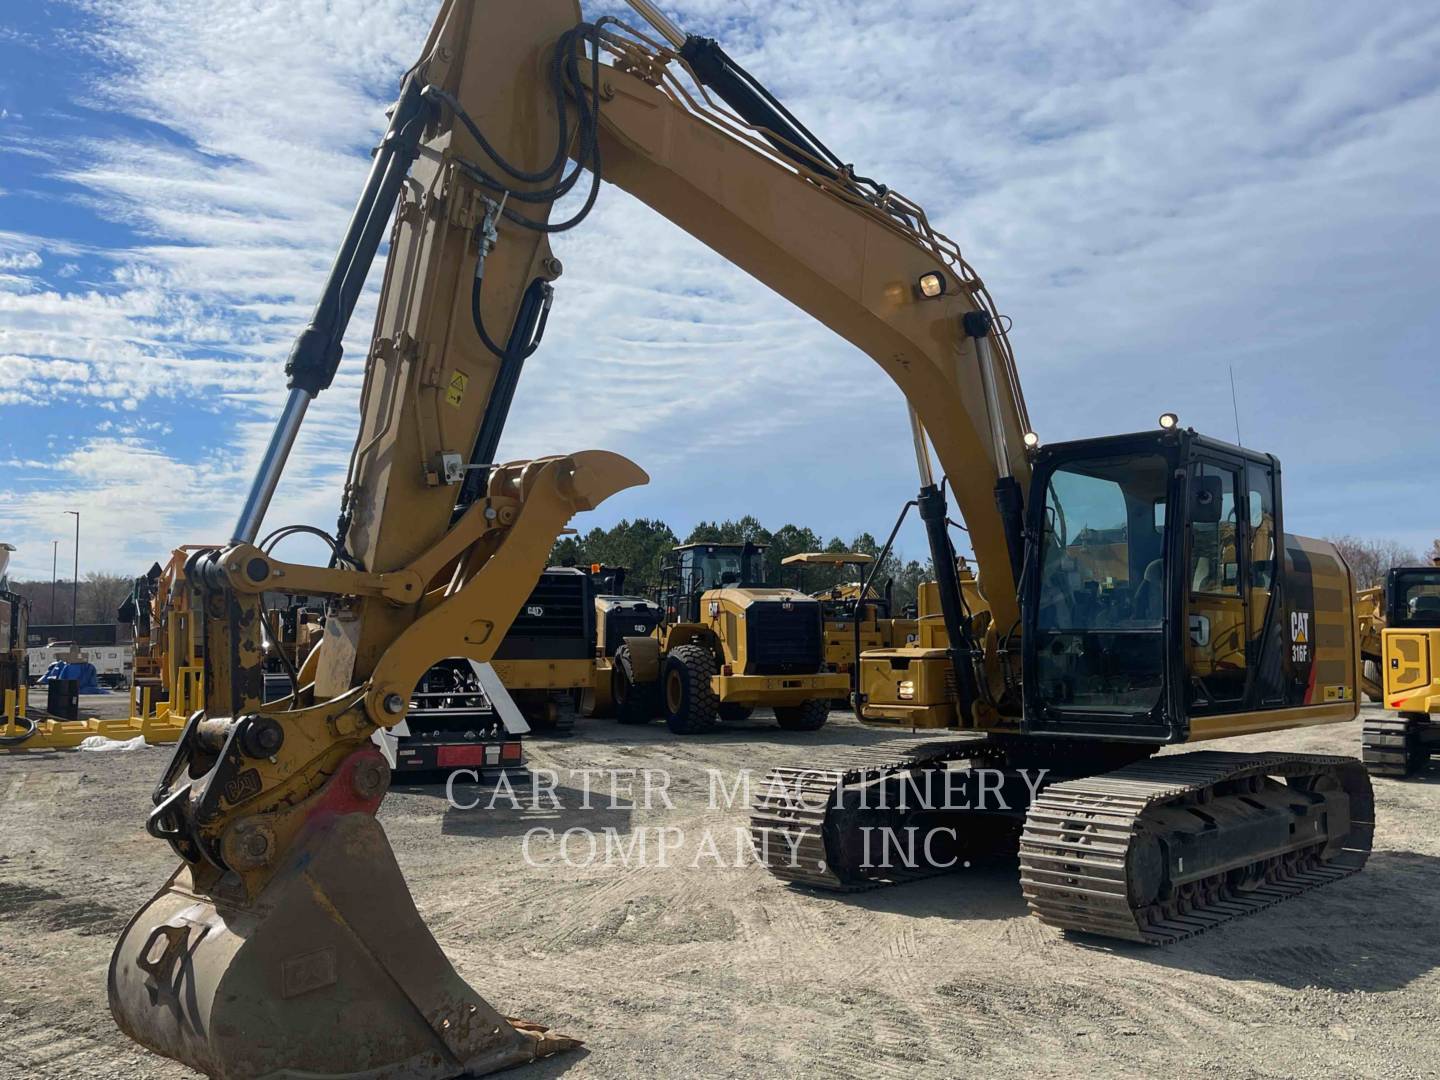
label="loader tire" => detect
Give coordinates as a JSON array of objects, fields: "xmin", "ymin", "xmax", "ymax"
[
  {"xmin": 613, "ymin": 645, "xmax": 658, "ymax": 726},
  {"xmin": 774, "ymin": 698, "xmax": 830, "ymax": 732},
  {"xmin": 663, "ymin": 645, "xmax": 722, "ymax": 734},
  {"xmin": 719, "ymin": 703, "xmax": 753, "ymax": 724}
]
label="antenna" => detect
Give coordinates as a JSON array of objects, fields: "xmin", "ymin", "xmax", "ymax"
[{"xmin": 1228, "ymin": 365, "xmax": 1243, "ymax": 446}]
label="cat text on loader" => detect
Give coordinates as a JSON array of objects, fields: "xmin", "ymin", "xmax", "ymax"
[
  {"xmin": 611, "ymin": 541, "xmax": 849, "ymax": 733},
  {"xmin": 109, "ymin": 2, "xmax": 1373, "ymax": 1078},
  {"xmin": 1361, "ymin": 560, "xmax": 1440, "ymax": 777}
]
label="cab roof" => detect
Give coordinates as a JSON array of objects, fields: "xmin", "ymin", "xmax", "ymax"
[
  {"xmin": 780, "ymin": 551, "xmax": 874, "ymax": 566},
  {"xmin": 672, "ymin": 542, "xmax": 768, "ymax": 552}
]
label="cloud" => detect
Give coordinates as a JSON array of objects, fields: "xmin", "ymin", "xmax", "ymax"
[
  {"xmin": 2, "ymin": 0, "xmax": 1438, "ymax": 579},
  {"xmin": 0, "ymin": 435, "xmax": 246, "ymax": 572}
]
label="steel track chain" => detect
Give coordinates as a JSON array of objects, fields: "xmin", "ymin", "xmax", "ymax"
[{"xmin": 1019, "ymin": 750, "xmax": 1375, "ymax": 944}]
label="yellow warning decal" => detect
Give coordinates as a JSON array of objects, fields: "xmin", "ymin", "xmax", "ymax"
[
  {"xmin": 1322, "ymin": 685, "xmax": 1352, "ymax": 702},
  {"xmin": 445, "ymin": 370, "xmax": 468, "ymax": 407}
]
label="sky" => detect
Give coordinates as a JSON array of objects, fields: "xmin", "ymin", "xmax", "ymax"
[{"xmin": 1, "ymin": 0, "xmax": 1438, "ymax": 582}]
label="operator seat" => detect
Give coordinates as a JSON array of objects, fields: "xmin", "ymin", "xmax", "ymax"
[
  {"xmin": 1133, "ymin": 559, "xmax": 1165, "ymax": 621},
  {"xmin": 1409, "ymin": 594, "xmax": 1440, "ymax": 621}
]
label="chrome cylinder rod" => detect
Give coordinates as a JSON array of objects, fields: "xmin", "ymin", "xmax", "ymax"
[
  {"xmin": 624, "ymin": 0, "xmax": 687, "ymax": 49},
  {"xmin": 232, "ymin": 387, "xmax": 311, "ymax": 544},
  {"xmin": 908, "ymin": 404, "xmax": 935, "ymax": 489},
  {"xmin": 974, "ymin": 332, "xmax": 1012, "ymax": 481}
]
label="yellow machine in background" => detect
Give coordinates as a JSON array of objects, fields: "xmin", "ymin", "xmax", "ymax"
[
  {"xmin": 611, "ymin": 542, "xmax": 848, "ymax": 732},
  {"xmin": 1, "ymin": 543, "xmax": 30, "ymax": 736},
  {"xmin": 859, "ymin": 565, "xmax": 985, "ymax": 728},
  {"xmin": 583, "ymin": 564, "xmax": 662, "ymax": 718},
  {"xmin": 781, "ymin": 551, "xmax": 909, "ymax": 677},
  {"xmin": 0, "ymin": 545, "xmax": 189, "ymax": 751},
  {"xmin": 126, "ymin": 549, "xmax": 206, "ymax": 728},
  {"xmin": 1357, "ymin": 584, "xmax": 1386, "ymax": 702},
  {"xmin": 487, "ymin": 565, "xmax": 596, "ymax": 733},
  {"xmin": 1363, "ymin": 562, "xmax": 1440, "ymax": 777}
]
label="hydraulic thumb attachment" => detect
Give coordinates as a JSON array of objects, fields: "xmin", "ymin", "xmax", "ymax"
[{"xmin": 109, "ymin": 451, "xmax": 645, "ymax": 1080}]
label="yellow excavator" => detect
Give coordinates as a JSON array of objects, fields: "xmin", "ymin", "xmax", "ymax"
[
  {"xmin": 1361, "ymin": 560, "xmax": 1440, "ymax": 776},
  {"xmin": 107, "ymin": 3, "xmax": 1374, "ymax": 1077}
]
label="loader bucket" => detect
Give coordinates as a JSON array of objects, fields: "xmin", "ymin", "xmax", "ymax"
[{"xmin": 108, "ymin": 795, "xmax": 578, "ymax": 1079}]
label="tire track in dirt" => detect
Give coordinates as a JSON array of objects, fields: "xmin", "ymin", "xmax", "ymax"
[{"xmin": 0, "ymin": 1012, "xmax": 125, "ymax": 1075}]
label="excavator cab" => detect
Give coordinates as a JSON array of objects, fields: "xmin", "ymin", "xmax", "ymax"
[
  {"xmin": 1021, "ymin": 426, "xmax": 1354, "ymax": 743},
  {"xmin": 1363, "ymin": 563, "xmax": 1440, "ymax": 776}
]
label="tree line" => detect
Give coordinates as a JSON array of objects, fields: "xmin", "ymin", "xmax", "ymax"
[
  {"xmin": 4, "ymin": 571, "xmax": 135, "ymax": 627},
  {"xmin": 552, "ymin": 515, "xmax": 935, "ymax": 610},
  {"xmin": 552, "ymin": 521, "xmax": 1439, "ymax": 606},
  {"xmin": 4, "ymin": 531, "xmax": 1432, "ymax": 629}
]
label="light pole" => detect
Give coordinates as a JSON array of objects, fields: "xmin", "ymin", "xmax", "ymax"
[
  {"xmin": 51, "ymin": 539, "xmax": 58, "ymax": 624},
  {"xmin": 65, "ymin": 511, "xmax": 79, "ymax": 630}
]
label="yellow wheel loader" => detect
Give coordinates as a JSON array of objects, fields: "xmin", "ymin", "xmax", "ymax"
[
  {"xmin": 1362, "ymin": 562, "xmax": 1440, "ymax": 777},
  {"xmin": 611, "ymin": 542, "xmax": 849, "ymax": 733},
  {"xmin": 108, "ymin": 3, "xmax": 1376, "ymax": 1077}
]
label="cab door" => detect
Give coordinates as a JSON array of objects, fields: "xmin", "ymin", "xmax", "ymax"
[
  {"xmin": 1242, "ymin": 461, "xmax": 1281, "ymax": 704},
  {"xmin": 1184, "ymin": 459, "xmax": 1248, "ymax": 711}
]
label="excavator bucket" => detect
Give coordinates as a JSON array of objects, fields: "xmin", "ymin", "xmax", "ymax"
[{"xmin": 109, "ymin": 796, "xmax": 577, "ymax": 1079}]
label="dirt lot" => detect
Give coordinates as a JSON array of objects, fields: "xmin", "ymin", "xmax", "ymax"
[{"xmin": 2, "ymin": 700, "xmax": 1438, "ymax": 1079}]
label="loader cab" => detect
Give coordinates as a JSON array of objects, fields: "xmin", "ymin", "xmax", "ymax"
[
  {"xmin": 780, "ymin": 551, "xmax": 887, "ymax": 621},
  {"xmin": 1385, "ymin": 566, "xmax": 1440, "ymax": 629},
  {"xmin": 587, "ymin": 563, "xmax": 629, "ymax": 596},
  {"xmin": 1021, "ymin": 427, "xmax": 1321, "ymax": 743},
  {"xmin": 660, "ymin": 542, "xmax": 767, "ymax": 624}
]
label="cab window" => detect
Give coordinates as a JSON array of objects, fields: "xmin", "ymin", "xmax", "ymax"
[
  {"xmin": 1393, "ymin": 569, "xmax": 1440, "ymax": 628},
  {"xmin": 1186, "ymin": 461, "xmax": 1246, "ymax": 709},
  {"xmin": 1036, "ymin": 455, "xmax": 1170, "ymax": 631},
  {"xmin": 1189, "ymin": 464, "xmax": 1239, "ymax": 594}
]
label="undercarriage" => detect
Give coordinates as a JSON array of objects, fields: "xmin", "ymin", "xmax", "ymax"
[{"xmin": 752, "ymin": 739, "xmax": 1374, "ymax": 943}]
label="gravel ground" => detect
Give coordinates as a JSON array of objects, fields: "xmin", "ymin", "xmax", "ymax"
[{"xmin": 1, "ymin": 700, "xmax": 1437, "ymax": 1079}]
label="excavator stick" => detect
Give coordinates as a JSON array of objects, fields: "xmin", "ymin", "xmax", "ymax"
[{"xmin": 110, "ymin": 749, "xmax": 577, "ymax": 1079}]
